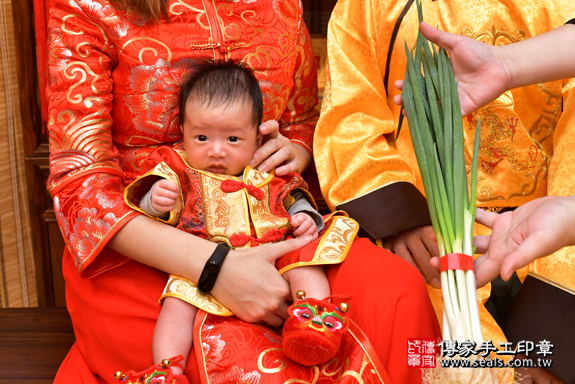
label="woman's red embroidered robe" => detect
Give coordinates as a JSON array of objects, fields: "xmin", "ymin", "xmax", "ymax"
[{"xmin": 48, "ymin": 0, "xmax": 318, "ymax": 277}]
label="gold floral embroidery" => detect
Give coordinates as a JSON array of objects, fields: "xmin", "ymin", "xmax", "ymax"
[
  {"xmin": 320, "ymin": 358, "xmax": 346, "ymax": 377},
  {"xmin": 218, "ymin": 4, "xmax": 242, "ymax": 41},
  {"xmin": 314, "ymin": 217, "xmax": 358, "ymax": 263},
  {"xmin": 241, "ymin": 10, "xmax": 265, "ymax": 47},
  {"xmin": 284, "ymin": 367, "xmax": 320, "ymax": 384},
  {"xmin": 471, "ymin": 109, "xmax": 538, "ymax": 174},
  {"xmin": 256, "ymin": 347, "xmax": 381, "ymax": 384},
  {"xmin": 200, "ymin": 173, "xmax": 250, "ymax": 244},
  {"xmin": 249, "ymin": 184, "xmax": 290, "ymax": 239},
  {"xmin": 61, "ymin": 14, "xmax": 85, "ymax": 35},
  {"xmin": 257, "ymin": 348, "xmax": 288, "ymax": 374},
  {"xmin": 286, "ymin": 43, "xmax": 315, "ymax": 118},
  {"xmin": 120, "ymin": 37, "xmax": 173, "ymax": 63},
  {"xmin": 461, "ymin": 26, "xmax": 526, "ymax": 45},
  {"xmin": 169, "ymin": 1, "xmax": 210, "ymax": 30},
  {"xmin": 160, "ymin": 275, "xmax": 233, "ymax": 316},
  {"xmin": 340, "ymin": 354, "xmax": 370, "ymax": 383},
  {"xmin": 272, "ymin": 0, "xmax": 299, "ymax": 27}
]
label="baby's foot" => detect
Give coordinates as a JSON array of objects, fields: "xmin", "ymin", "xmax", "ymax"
[{"xmin": 114, "ymin": 355, "xmax": 188, "ymax": 383}]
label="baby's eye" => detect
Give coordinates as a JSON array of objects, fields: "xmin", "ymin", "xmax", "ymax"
[
  {"xmin": 228, "ymin": 136, "xmax": 239, "ymax": 143},
  {"xmin": 198, "ymin": 135, "xmax": 208, "ymax": 142}
]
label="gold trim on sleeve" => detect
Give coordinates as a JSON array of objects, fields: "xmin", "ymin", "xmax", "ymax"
[
  {"xmin": 159, "ymin": 275, "xmax": 233, "ymax": 316},
  {"xmin": 244, "ymin": 165, "xmax": 275, "ymax": 188},
  {"xmin": 123, "ymin": 162, "xmax": 183, "ymax": 225},
  {"xmin": 527, "ymin": 272, "xmax": 575, "ymax": 295},
  {"xmin": 278, "ymin": 215, "xmax": 359, "ymax": 274}
]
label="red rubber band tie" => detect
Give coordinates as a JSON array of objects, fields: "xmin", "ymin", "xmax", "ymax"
[{"xmin": 440, "ymin": 253, "xmax": 474, "ymax": 273}]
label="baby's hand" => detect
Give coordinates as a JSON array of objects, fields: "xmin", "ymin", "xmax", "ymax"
[
  {"xmin": 151, "ymin": 179, "xmax": 179, "ymax": 213},
  {"xmin": 291, "ymin": 213, "xmax": 318, "ymax": 240}
]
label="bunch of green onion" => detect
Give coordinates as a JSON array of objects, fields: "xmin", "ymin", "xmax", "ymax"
[{"xmin": 401, "ymin": 1, "xmax": 483, "ymax": 343}]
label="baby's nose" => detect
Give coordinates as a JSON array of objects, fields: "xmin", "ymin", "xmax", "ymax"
[{"xmin": 208, "ymin": 143, "xmax": 227, "ymax": 158}]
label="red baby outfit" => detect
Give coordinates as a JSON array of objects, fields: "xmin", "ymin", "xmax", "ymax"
[{"xmin": 125, "ymin": 144, "xmax": 359, "ymax": 316}]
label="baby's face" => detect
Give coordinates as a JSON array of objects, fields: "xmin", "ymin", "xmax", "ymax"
[{"xmin": 182, "ymin": 100, "xmax": 258, "ymax": 176}]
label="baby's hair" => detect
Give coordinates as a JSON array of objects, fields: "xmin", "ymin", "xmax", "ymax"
[{"xmin": 179, "ymin": 59, "xmax": 263, "ymax": 129}]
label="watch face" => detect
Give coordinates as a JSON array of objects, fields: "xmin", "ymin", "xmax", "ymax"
[
  {"xmin": 198, "ymin": 244, "xmax": 229, "ymax": 293},
  {"xmin": 206, "ymin": 260, "xmax": 220, "ymax": 272}
]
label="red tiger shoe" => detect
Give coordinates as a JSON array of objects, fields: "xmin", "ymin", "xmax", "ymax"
[
  {"xmin": 282, "ymin": 291, "xmax": 350, "ymax": 366},
  {"xmin": 113, "ymin": 355, "xmax": 189, "ymax": 384}
]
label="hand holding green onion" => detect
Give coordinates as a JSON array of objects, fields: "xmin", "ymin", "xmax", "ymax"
[
  {"xmin": 382, "ymin": 225, "xmax": 441, "ymax": 288},
  {"xmin": 402, "ymin": 0, "xmax": 482, "ymax": 342}
]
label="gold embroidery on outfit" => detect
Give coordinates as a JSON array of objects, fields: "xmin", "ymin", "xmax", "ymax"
[
  {"xmin": 314, "ymin": 217, "xmax": 358, "ymax": 263},
  {"xmin": 61, "ymin": 14, "xmax": 84, "ymax": 35},
  {"xmin": 277, "ymin": 214, "xmax": 359, "ymax": 275},
  {"xmin": 284, "ymin": 367, "xmax": 320, "ymax": 384},
  {"xmin": 321, "ymin": 358, "xmax": 346, "ymax": 377},
  {"xmin": 257, "ymin": 348, "xmax": 287, "ymax": 374},
  {"xmin": 470, "ymin": 82, "xmax": 561, "ymax": 203},
  {"xmin": 241, "ymin": 10, "xmax": 264, "ymax": 46},
  {"xmin": 123, "ymin": 162, "xmax": 184, "ymax": 225},
  {"xmin": 161, "ymin": 275, "xmax": 233, "ymax": 316},
  {"xmin": 199, "ymin": 172, "xmax": 250, "ymax": 245},
  {"xmin": 461, "ymin": 26, "xmax": 526, "ymax": 45},
  {"xmin": 249, "ymin": 184, "xmax": 290, "ymax": 239},
  {"xmin": 120, "ymin": 37, "xmax": 173, "ymax": 62},
  {"xmin": 137, "ymin": 160, "xmax": 356, "ymax": 315},
  {"xmin": 256, "ymin": 344, "xmax": 381, "ymax": 384}
]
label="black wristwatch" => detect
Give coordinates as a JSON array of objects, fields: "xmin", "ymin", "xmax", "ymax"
[{"xmin": 197, "ymin": 244, "xmax": 230, "ymax": 293}]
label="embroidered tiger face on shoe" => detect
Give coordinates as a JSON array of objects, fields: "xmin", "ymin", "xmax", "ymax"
[{"xmin": 282, "ymin": 295, "xmax": 350, "ymax": 366}]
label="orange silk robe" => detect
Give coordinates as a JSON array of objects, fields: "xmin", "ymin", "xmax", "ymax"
[{"xmin": 314, "ymin": 0, "xmax": 575, "ymax": 360}]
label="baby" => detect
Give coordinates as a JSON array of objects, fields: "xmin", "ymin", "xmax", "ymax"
[{"xmin": 138, "ymin": 60, "xmax": 337, "ymax": 375}]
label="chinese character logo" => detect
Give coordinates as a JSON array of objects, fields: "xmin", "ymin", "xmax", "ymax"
[{"xmin": 408, "ymin": 338, "xmax": 436, "ymax": 368}]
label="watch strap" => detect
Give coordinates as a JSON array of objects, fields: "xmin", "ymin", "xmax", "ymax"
[{"xmin": 197, "ymin": 244, "xmax": 230, "ymax": 293}]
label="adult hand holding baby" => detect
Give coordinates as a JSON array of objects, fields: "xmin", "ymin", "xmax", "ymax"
[
  {"xmin": 213, "ymin": 234, "xmax": 315, "ymax": 327},
  {"xmin": 110, "ymin": 215, "xmax": 314, "ymax": 327},
  {"xmin": 250, "ymin": 120, "xmax": 312, "ymax": 176}
]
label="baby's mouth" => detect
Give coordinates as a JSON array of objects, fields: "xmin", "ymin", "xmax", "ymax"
[{"xmin": 208, "ymin": 165, "xmax": 226, "ymax": 173}]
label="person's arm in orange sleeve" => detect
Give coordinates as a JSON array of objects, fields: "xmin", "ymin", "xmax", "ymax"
[
  {"xmin": 314, "ymin": 0, "xmax": 440, "ymax": 285},
  {"xmin": 395, "ymin": 22, "xmax": 575, "ymax": 116}
]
